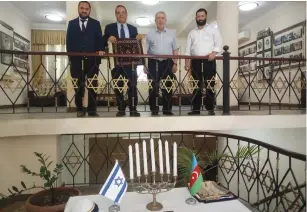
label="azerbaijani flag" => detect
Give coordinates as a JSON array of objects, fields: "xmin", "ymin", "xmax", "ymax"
[{"xmin": 189, "ymin": 153, "xmax": 203, "ymax": 196}]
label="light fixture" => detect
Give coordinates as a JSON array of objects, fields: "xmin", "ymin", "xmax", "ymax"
[
  {"xmin": 136, "ymin": 17, "xmax": 151, "ymax": 26},
  {"xmin": 239, "ymin": 2, "xmax": 259, "ymax": 11},
  {"xmin": 45, "ymin": 13, "xmax": 63, "ymax": 22},
  {"xmin": 141, "ymin": 0, "xmax": 159, "ymax": 5}
]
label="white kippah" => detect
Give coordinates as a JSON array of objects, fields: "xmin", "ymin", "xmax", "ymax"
[{"xmin": 74, "ymin": 199, "xmax": 95, "ymax": 212}]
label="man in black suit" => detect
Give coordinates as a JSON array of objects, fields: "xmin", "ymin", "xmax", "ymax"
[
  {"xmin": 66, "ymin": 1, "xmax": 104, "ymax": 117},
  {"xmin": 103, "ymin": 5, "xmax": 142, "ymax": 117}
]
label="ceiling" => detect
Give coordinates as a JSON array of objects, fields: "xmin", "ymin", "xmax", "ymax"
[
  {"xmin": 93, "ymin": 1, "xmax": 201, "ymax": 29},
  {"xmin": 11, "ymin": 1, "xmax": 66, "ymax": 24},
  {"xmin": 11, "ymin": 1, "xmax": 286, "ymax": 32}
]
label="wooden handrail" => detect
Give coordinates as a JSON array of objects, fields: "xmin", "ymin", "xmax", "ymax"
[{"xmin": 0, "ymin": 49, "xmax": 306, "ymax": 62}]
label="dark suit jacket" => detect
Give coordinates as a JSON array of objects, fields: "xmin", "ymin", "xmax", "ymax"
[
  {"xmin": 66, "ymin": 17, "xmax": 104, "ymax": 64},
  {"xmin": 102, "ymin": 22, "xmax": 138, "ymax": 50}
]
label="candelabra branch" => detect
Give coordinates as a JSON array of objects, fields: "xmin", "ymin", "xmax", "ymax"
[{"xmin": 130, "ymin": 173, "xmax": 177, "ymax": 211}]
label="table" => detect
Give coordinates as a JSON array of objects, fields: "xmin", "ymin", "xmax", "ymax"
[{"xmin": 64, "ymin": 187, "xmax": 252, "ymax": 212}]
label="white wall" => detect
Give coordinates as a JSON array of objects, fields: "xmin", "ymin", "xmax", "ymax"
[
  {"xmin": 238, "ymin": 2, "xmax": 306, "ymax": 105},
  {"xmin": 0, "ymin": 135, "xmax": 60, "ymax": 196},
  {"xmin": 0, "ymin": 2, "xmax": 31, "ymax": 106}
]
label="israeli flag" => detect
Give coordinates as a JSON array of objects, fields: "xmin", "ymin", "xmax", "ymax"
[{"xmin": 99, "ymin": 160, "xmax": 127, "ymax": 204}]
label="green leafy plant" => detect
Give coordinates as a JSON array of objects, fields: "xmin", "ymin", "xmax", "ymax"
[
  {"xmin": 20, "ymin": 152, "xmax": 64, "ymax": 205},
  {"xmin": 177, "ymin": 145, "xmax": 261, "ymax": 185},
  {"xmin": 0, "ymin": 152, "xmax": 64, "ymax": 208}
]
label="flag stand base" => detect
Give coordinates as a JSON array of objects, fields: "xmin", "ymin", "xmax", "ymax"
[
  {"xmin": 146, "ymin": 201, "xmax": 163, "ymax": 211},
  {"xmin": 109, "ymin": 204, "xmax": 120, "ymax": 212},
  {"xmin": 186, "ymin": 197, "xmax": 197, "ymax": 205}
]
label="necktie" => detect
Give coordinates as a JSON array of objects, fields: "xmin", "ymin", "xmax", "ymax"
[
  {"xmin": 81, "ymin": 19, "xmax": 86, "ymax": 32},
  {"xmin": 120, "ymin": 24, "xmax": 125, "ymax": 38}
]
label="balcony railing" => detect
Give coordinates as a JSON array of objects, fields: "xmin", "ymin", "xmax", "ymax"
[
  {"xmin": 58, "ymin": 131, "xmax": 306, "ymax": 212},
  {"xmin": 0, "ymin": 46, "xmax": 305, "ymax": 115}
]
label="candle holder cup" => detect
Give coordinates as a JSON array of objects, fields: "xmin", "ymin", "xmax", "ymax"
[{"xmin": 130, "ymin": 172, "xmax": 177, "ymax": 211}]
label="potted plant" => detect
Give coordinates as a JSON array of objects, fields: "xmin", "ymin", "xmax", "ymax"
[
  {"xmin": 177, "ymin": 145, "xmax": 261, "ymax": 186},
  {"xmin": 1, "ymin": 152, "xmax": 81, "ymax": 212}
]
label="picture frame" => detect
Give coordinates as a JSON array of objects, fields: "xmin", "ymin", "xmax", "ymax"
[
  {"xmin": 264, "ymin": 35, "xmax": 272, "ymax": 51},
  {"xmin": 257, "ymin": 39, "xmax": 263, "ymax": 53},
  {"xmin": 0, "ymin": 31, "xmax": 13, "ymax": 66},
  {"xmin": 264, "ymin": 50, "xmax": 272, "ymax": 65},
  {"xmin": 273, "ymin": 21, "xmax": 306, "ymax": 69},
  {"xmin": 112, "ymin": 38, "xmax": 145, "ymax": 67}
]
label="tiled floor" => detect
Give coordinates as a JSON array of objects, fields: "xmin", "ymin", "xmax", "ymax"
[{"xmin": 0, "ymin": 105, "xmax": 305, "ymax": 120}]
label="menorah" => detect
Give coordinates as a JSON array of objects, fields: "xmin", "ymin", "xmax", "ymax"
[{"xmin": 128, "ymin": 138, "xmax": 178, "ymax": 211}]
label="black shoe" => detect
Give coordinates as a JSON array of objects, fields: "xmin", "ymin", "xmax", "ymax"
[
  {"xmin": 88, "ymin": 112, "xmax": 99, "ymax": 117},
  {"xmin": 188, "ymin": 111, "xmax": 200, "ymax": 115},
  {"xmin": 151, "ymin": 111, "xmax": 159, "ymax": 116},
  {"xmin": 130, "ymin": 111, "xmax": 140, "ymax": 117},
  {"xmin": 116, "ymin": 111, "xmax": 126, "ymax": 117},
  {"xmin": 163, "ymin": 111, "xmax": 174, "ymax": 116},
  {"xmin": 77, "ymin": 111, "xmax": 85, "ymax": 117},
  {"xmin": 208, "ymin": 111, "xmax": 215, "ymax": 116}
]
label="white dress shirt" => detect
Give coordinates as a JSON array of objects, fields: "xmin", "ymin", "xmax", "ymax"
[
  {"xmin": 79, "ymin": 17, "xmax": 88, "ymax": 30},
  {"xmin": 185, "ymin": 24, "xmax": 223, "ymax": 56}
]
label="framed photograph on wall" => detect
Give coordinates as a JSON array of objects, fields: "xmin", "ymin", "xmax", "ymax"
[
  {"xmin": 273, "ymin": 21, "xmax": 306, "ymax": 69},
  {"xmin": 257, "ymin": 39, "xmax": 263, "ymax": 53},
  {"xmin": 264, "ymin": 36, "xmax": 272, "ymax": 51},
  {"xmin": 0, "ymin": 32, "xmax": 13, "ymax": 65},
  {"xmin": 264, "ymin": 50, "xmax": 272, "ymax": 65},
  {"xmin": 238, "ymin": 41, "xmax": 257, "ymax": 76}
]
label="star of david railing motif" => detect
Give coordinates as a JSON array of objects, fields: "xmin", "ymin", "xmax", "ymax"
[
  {"xmin": 273, "ymin": 76, "xmax": 287, "ymax": 93},
  {"xmin": 160, "ymin": 75, "xmax": 176, "ymax": 94},
  {"xmin": 87, "ymin": 74, "xmax": 106, "ymax": 93},
  {"xmin": 111, "ymin": 75, "xmax": 129, "ymax": 93},
  {"xmin": 58, "ymin": 75, "xmax": 79, "ymax": 92},
  {"xmin": 206, "ymin": 76, "xmax": 221, "ymax": 93}
]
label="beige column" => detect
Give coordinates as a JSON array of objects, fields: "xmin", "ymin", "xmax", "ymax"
[{"xmin": 216, "ymin": 1, "xmax": 239, "ymax": 107}]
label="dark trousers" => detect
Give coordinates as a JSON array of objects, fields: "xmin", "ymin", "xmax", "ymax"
[
  {"xmin": 148, "ymin": 59, "xmax": 174, "ymax": 112},
  {"xmin": 191, "ymin": 59, "xmax": 216, "ymax": 111},
  {"xmin": 111, "ymin": 67, "xmax": 138, "ymax": 111},
  {"xmin": 70, "ymin": 58, "xmax": 99, "ymax": 113}
]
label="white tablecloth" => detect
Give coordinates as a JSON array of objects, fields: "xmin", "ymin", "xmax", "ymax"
[{"xmin": 64, "ymin": 187, "xmax": 252, "ymax": 212}]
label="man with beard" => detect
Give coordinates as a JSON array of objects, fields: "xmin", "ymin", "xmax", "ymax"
[
  {"xmin": 103, "ymin": 5, "xmax": 142, "ymax": 117},
  {"xmin": 66, "ymin": 1, "xmax": 104, "ymax": 117},
  {"xmin": 145, "ymin": 11, "xmax": 178, "ymax": 116},
  {"xmin": 184, "ymin": 8, "xmax": 222, "ymax": 116}
]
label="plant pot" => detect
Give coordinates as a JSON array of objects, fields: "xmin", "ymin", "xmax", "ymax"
[{"xmin": 24, "ymin": 187, "xmax": 81, "ymax": 212}]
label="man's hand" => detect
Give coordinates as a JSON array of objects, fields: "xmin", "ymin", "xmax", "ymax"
[
  {"xmin": 97, "ymin": 51, "xmax": 105, "ymax": 56},
  {"xmin": 208, "ymin": 52, "xmax": 217, "ymax": 61},
  {"xmin": 184, "ymin": 64, "xmax": 190, "ymax": 71},
  {"xmin": 136, "ymin": 34, "xmax": 142, "ymax": 40},
  {"xmin": 108, "ymin": 36, "xmax": 117, "ymax": 43},
  {"xmin": 143, "ymin": 66, "xmax": 149, "ymax": 74},
  {"xmin": 172, "ymin": 63, "xmax": 177, "ymax": 73}
]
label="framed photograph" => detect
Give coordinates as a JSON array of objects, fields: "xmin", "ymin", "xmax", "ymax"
[
  {"xmin": 275, "ymin": 36, "xmax": 282, "ymax": 46},
  {"xmin": 264, "ymin": 51, "xmax": 272, "ymax": 65},
  {"xmin": 0, "ymin": 32, "xmax": 13, "ymax": 65},
  {"xmin": 256, "ymin": 53, "xmax": 264, "ymax": 67},
  {"xmin": 112, "ymin": 38, "xmax": 145, "ymax": 67},
  {"xmin": 264, "ymin": 36, "xmax": 272, "ymax": 51},
  {"xmin": 264, "ymin": 66, "xmax": 271, "ymax": 80},
  {"xmin": 257, "ymin": 39, "xmax": 263, "ymax": 53}
]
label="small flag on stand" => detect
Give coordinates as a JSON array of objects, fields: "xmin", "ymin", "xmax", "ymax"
[
  {"xmin": 99, "ymin": 160, "xmax": 127, "ymax": 204},
  {"xmin": 188, "ymin": 153, "xmax": 203, "ymax": 196}
]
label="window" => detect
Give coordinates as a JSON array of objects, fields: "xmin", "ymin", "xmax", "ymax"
[{"xmin": 45, "ymin": 45, "xmax": 68, "ymax": 81}]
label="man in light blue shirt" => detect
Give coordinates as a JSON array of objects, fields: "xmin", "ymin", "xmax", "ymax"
[{"xmin": 146, "ymin": 11, "xmax": 178, "ymax": 116}]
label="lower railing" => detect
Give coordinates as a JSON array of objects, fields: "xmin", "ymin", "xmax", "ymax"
[
  {"xmin": 0, "ymin": 47, "xmax": 305, "ymax": 115},
  {"xmin": 57, "ymin": 131, "xmax": 306, "ymax": 212}
]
